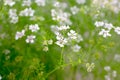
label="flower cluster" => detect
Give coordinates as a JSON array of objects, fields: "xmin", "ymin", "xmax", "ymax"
[
  {"xmin": 4, "ymin": 0, "xmax": 15, "ymax": 7},
  {"xmin": 95, "ymin": 21, "xmax": 120, "ymax": 38},
  {"xmin": 92, "ymin": 0, "xmax": 120, "ymax": 14},
  {"xmin": 9, "ymin": 9, "xmax": 18, "ymax": 24},
  {"xmin": 15, "ymin": 24, "xmax": 40, "ymax": 44},
  {"xmin": 19, "ymin": 8, "xmax": 35, "ymax": 17},
  {"xmin": 104, "ymin": 66, "xmax": 117, "ymax": 80},
  {"xmin": 50, "ymin": 1, "xmax": 83, "ymax": 49}
]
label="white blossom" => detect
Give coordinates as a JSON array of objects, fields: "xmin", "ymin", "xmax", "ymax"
[
  {"xmin": 104, "ymin": 23, "xmax": 113, "ymax": 30},
  {"xmin": 26, "ymin": 35, "xmax": 36, "ymax": 43},
  {"xmin": 112, "ymin": 70, "xmax": 117, "ymax": 77},
  {"xmin": 9, "ymin": 9, "xmax": 18, "ymax": 24},
  {"xmin": 105, "ymin": 75, "xmax": 111, "ymax": 80},
  {"xmin": 76, "ymin": 0, "xmax": 86, "ymax": 4},
  {"xmin": 55, "ymin": 33, "xmax": 67, "ymax": 47},
  {"xmin": 19, "ymin": 8, "xmax": 35, "ymax": 17},
  {"xmin": 114, "ymin": 27, "xmax": 120, "ymax": 35},
  {"xmin": 95, "ymin": 21, "xmax": 104, "ymax": 27},
  {"xmin": 4, "ymin": 0, "xmax": 15, "ymax": 7},
  {"xmin": 72, "ymin": 44, "xmax": 81, "ymax": 52},
  {"xmin": 99, "ymin": 29, "xmax": 111, "ymax": 38},
  {"xmin": 29, "ymin": 24, "xmax": 40, "ymax": 32},
  {"xmin": 50, "ymin": 25, "xmax": 59, "ymax": 34},
  {"xmin": 58, "ymin": 25, "xmax": 70, "ymax": 31},
  {"xmin": 76, "ymin": 34, "xmax": 83, "ymax": 43},
  {"xmin": 35, "ymin": 0, "xmax": 46, "ymax": 6},
  {"xmin": 22, "ymin": 0, "xmax": 31, "ymax": 6},
  {"xmin": 10, "ymin": 16, "xmax": 18, "ymax": 24},
  {"xmin": 67, "ymin": 30, "xmax": 77, "ymax": 40},
  {"xmin": 15, "ymin": 30, "xmax": 25, "ymax": 40},
  {"xmin": 104, "ymin": 66, "xmax": 111, "ymax": 72},
  {"xmin": 51, "ymin": 9, "xmax": 71, "ymax": 25},
  {"xmin": 70, "ymin": 6, "xmax": 79, "ymax": 15},
  {"xmin": 114, "ymin": 54, "xmax": 120, "ymax": 62}
]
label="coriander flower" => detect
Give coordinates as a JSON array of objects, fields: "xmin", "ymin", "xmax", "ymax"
[
  {"xmin": 112, "ymin": 70, "xmax": 117, "ymax": 77},
  {"xmin": 76, "ymin": 34, "xmax": 83, "ymax": 43},
  {"xmin": 105, "ymin": 75, "xmax": 111, "ymax": 80},
  {"xmin": 29, "ymin": 24, "xmax": 40, "ymax": 32},
  {"xmin": 15, "ymin": 30, "xmax": 25, "ymax": 40},
  {"xmin": 114, "ymin": 27, "xmax": 120, "ymax": 35},
  {"xmin": 99, "ymin": 29, "xmax": 111, "ymax": 38},
  {"xmin": 58, "ymin": 25, "xmax": 70, "ymax": 31},
  {"xmin": 19, "ymin": 8, "xmax": 35, "ymax": 16},
  {"xmin": 76, "ymin": 0, "xmax": 86, "ymax": 4},
  {"xmin": 56, "ymin": 38, "xmax": 67, "ymax": 47},
  {"xmin": 70, "ymin": 6, "xmax": 79, "ymax": 15},
  {"xmin": 22, "ymin": 0, "xmax": 32, "ymax": 6},
  {"xmin": 26, "ymin": 35, "xmax": 36, "ymax": 43},
  {"xmin": 72, "ymin": 44, "xmax": 81, "ymax": 52},
  {"xmin": 104, "ymin": 66, "xmax": 111, "ymax": 72},
  {"xmin": 10, "ymin": 16, "xmax": 18, "ymax": 24},
  {"xmin": 4, "ymin": 0, "xmax": 15, "ymax": 7},
  {"xmin": 35, "ymin": 0, "xmax": 46, "ymax": 6},
  {"xmin": 95, "ymin": 21, "xmax": 104, "ymax": 27},
  {"xmin": 104, "ymin": 23, "xmax": 113, "ymax": 30},
  {"xmin": 9, "ymin": 9, "xmax": 17, "ymax": 18},
  {"xmin": 67, "ymin": 30, "xmax": 77, "ymax": 40},
  {"xmin": 55, "ymin": 33, "xmax": 67, "ymax": 47}
]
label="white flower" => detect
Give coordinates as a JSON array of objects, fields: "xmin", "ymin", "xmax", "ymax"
[
  {"xmin": 51, "ymin": 25, "xmax": 59, "ymax": 34},
  {"xmin": 51, "ymin": 9, "xmax": 71, "ymax": 25},
  {"xmin": 4, "ymin": 0, "xmax": 15, "ymax": 7},
  {"xmin": 0, "ymin": 75, "xmax": 2, "ymax": 80},
  {"xmin": 29, "ymin": 24, "xmax": 40, "ymax": 32},
  {"xmin": 99, "ymin": 29, "xmax": 111, "ymax": 38},
  {"xmin": 95, "ymin": 21, "xmax": 104, "ymax": 27},
  {"xmin": 104, "ymin": 23, "xmax": 113, "ymax": 30},
  {"xmin": 55, "ymin": 33, "xmax": 67, "ymax": 47},
  {"xmin": 15, "ymin": 30, "xmax": 25, "ymax": 40},
  {"xmin": 9, "ymin": 9, "xmax": 17, "ymax": 18},
  {"xmin": 10, "ymin": 16, "xmax": 18, "ymax": 24},
  {"xmin": 22, "ymin": 0, "xmax": 31, "ymax": 6},
  {"xmin": 48, "ymin": 39, "xmax": 53, "ymax": 45},
  {"xmin": 9, "ymin": 9, "xmax": 18, "ymax": 24},
  {"xmin": 19, "ymin": 8, "xmax": 35, "ymax": 16},
  {"xmin": 53, "ymin": 1, "xmax": 68, "ymax": 9},
  {"xmin": 58, "ymin": 25, "xmax": 70, "ymax": 31},
  {"xmin": 70, "ymin": 6, "xmax": 79, "ymax": 15},
  {"xmin": 26, "ymin": 35, "xmax": 36, "ymax": 43},
  {"xmin": 104, "ymin": 66, "xmax": 111, "ymax": 71},
  {"xmin": 76, "ymin": 34, "xmax": 83, "ymax": 43},
  {"xmin": 114, "ymin": 27, "xmax": 120, "ymax": 35},
  {"xmin": 114, "ymin": 54, "xmax": 120, "ymax": 62},
  {"xmin": 105, "ymin": 75, "xmax": 111, "ymax": 80},
  {"xmin": 35, "ymin": 0, "xmax": 46, "ymax": 6},
  {"xmin": 76, "ymin": 0, "xmax": 86, "ymax": 4},
  {"xmin": 67, "ymin": 30, "xmax": 77, "ymax": 40},
  {"xmin": 72, "ymin": 44, "xmax": 81, "ymax": 52},
  {"xmin": 112, "ymin": 70, "xmax": 117, "ymax": 77},
  {"xmin": 56, "ymin": 38, "xmax": 67, "ymax": 47}
]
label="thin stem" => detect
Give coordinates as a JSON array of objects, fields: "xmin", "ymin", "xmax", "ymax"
[{"xmin": 60, "ymin": 47, "xmax": 64, "ymax": 65}]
